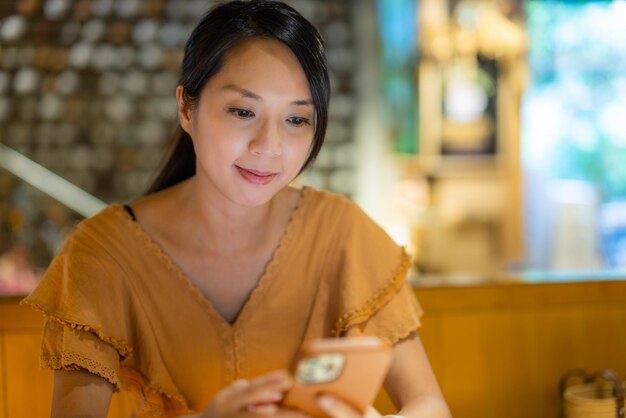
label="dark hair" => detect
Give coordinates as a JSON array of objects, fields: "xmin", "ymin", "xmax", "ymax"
[{"xmin": 147, "ymin": 0, "xmax": 330, "ymax": 194}]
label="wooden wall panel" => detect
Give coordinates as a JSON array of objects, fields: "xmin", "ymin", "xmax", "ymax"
[
  {"xmin": 416, "ymin": 285, "xmax": 626, "ymax": 418},
  {"xmin": 4, "ymin": 332, "xmax": 53, "ymax": 418},
  {"xmin": 440, "ymin": 313, "xmax": 492, "ymax": 418},
  {"xmin": 0, "ymin": 333, "xmax": 6, "ymax": 418},
  {"xmin": 418, "ymin": 314, "xmax": 444, "ymax": 375}
]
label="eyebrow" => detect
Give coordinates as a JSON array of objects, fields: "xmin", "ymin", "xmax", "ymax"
[{"xmin": 223, "ymin": 84, "xmax": 313, "ymax": 106}]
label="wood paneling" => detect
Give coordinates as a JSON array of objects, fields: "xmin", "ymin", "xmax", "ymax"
[
  {"xmin": 4, "ymin": 332, "xmax": 53, "ymax": 417},
  {"xmin": 0, "ymin": 333, "xmax": 6, "ymax": 418},
  {"xmin": 416, "ymin": 280, "xmax": 626, "ymax": 418},
  {"xmin": 0, "ymin": 297, "xmax": 42, "ymax": 330}
]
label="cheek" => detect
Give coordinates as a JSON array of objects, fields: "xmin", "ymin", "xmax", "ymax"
[
  {"xmin": 192, "ymin": 118, "xmax": 248, "ymax": 161},
  {"xmin": 286, "ymin": 136, "xmax": 314, "ymax": 167},
  {"xmin": 299, "ymin": 134, "xmax": 315, "ymax": 156}
]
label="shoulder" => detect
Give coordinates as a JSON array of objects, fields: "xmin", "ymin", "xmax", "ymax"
[
  {"xmin": 24, "ymin": 204, "xmax": 136, "ymax": 318},
  {"xmin": 302, "ymin": 186, "xmax": 395, "ymax": 245},
  {"xmin": 302, "ymin": 186, "xmax": 363, "ymax": 221},
  {"xmin": 63, "ymin": 203, "xmax": 132, "ymax": 259},
  {"xmin": 75, "ymin": 203, "xmax": 130, "ymax": 235},
  {"xmin": 122, "ymin": 179, "xmax": 190, "ymax": 248}
]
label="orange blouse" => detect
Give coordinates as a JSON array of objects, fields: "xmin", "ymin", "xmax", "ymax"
[{"xmin": 23, "ymin": 187, "xmax": 423, "ymax": 417}]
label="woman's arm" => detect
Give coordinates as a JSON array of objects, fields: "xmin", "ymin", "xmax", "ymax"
[
  {"xmin": 317, "ymin": 334, "xmax": 451, "ymax": 418},
  {"xmin": 382, "ymin": 333, "xmax": 451, "ymax": 418},
  {"xmin": 51, "ymin": 370, "xmax": 114, "ymax": 418}
]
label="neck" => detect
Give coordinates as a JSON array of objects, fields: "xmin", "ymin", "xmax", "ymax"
[{"xmin": 179, "ymin": 176, "xmax": 275, "ymax": 255}]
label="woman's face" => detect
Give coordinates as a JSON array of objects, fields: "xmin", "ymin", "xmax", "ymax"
[{"xmin": 177, "ymin": 38, "xmax": 315, "ymax": 208}]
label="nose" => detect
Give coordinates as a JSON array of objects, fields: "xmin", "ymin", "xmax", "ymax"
[{"xmin": 249, "ymin": 120, "xmax": 282, "ymax": 157}]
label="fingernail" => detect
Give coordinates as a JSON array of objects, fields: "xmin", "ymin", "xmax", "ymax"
[
  {"xmin": 267, "ymin": 392, "xmax": 284, "ymax": 402},
  {"xmin": 317, "ymin": 395, "xmax": 334, "ymax": 410},
  {"xmin": 234, "ymin": 379, "xmax": 251, "ymax": 388},
  {"xmin": 255, "ymin": 404, "xmax": 279, "ymax": 416}
]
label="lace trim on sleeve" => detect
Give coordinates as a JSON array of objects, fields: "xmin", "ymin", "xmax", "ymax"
[
  {"xmin": 119, "ymin": 366, "xmax": 193, "ymax": 417},
  {"xmin": 378, "ymin": 313, "xmax": 421, "ymax": 345},
  {"xmin": 331, "ymin": 250, "xmax": 412, "ymax": 337},
  {"xmin": 20, "ymin": 299, "xmax": 133, "ymax": 358},
  {"xmin": 42, "ymin": 352, "xmax": 121, "ymax": 391}
]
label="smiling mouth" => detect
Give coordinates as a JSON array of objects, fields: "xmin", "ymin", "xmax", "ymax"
[{"xmin": 235, "ymin": 165, "xmax": 278, "ymax": 185}]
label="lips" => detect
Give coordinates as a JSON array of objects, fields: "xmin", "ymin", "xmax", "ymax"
[{"xmin": 235, "ymin": 165, "xmax": 277, "ymax": 185}]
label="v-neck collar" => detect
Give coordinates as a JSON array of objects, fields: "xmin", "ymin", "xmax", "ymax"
[{"xmin": 114, "ymin": 186, "xmax": 312, "ymax": 331}]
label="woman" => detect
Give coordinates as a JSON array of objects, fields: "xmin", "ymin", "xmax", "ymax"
[{"xmin": 24, "ymin": 2, "xmax": 451, "ymax": 418}]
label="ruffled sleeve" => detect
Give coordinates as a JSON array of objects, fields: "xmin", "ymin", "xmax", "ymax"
[
  {"xmin": 40, "ymin": 317, "xmax": 121, "ymax": 388},
  {"xmin": 328, "ymin": 197, "xmax": 423, "ymax": 344},
  {"xmin": 22, "ymin": 224, "xmax": 133, "ymax": 390}
]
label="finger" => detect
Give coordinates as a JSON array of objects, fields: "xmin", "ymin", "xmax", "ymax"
[
  {"xmin": 273, "ymin": 406, "xmax": 312, "ymax": 418},
  {"xmin": 213, "ymin": 380, "xmax": 251, "ymax": 415},
  {"xmin": 248, "ymin": 403, "xmax": 279, "ymax": 416},
  {"xmin": 249, "ymin": 370, "xmax": 293, "ymax": 391},
  {"xmin": 216, "ymin": 380, "xmax": 250, "ymax": 404},
  {"xmin": 224, "ymin": 371, "xmax": 293, "ymax": 412},
  {"xmin": 229, "ymin": 390, "xmax": 284, "ymax": 413},
  {"xmin": 364, "ymin": 406, "xmax": 382, "ymax": 418},
  {"xmin": 220, "ymin": 380, "xmax": 251, "ymax": 401},
  {"xmin": 317, "ymin": 395, "xmax": 363, "ymax": 418},
  {"xmin": 234, "ymin": 370, "xmax": 291, "ymax": 397},
  {"xmin": 243, "ymin": 370, "xmax": 293, "ymax": 399}
]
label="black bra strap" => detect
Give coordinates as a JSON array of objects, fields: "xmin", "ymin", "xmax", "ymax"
[{"xmin": 123, "ymin": 204, "xmax": 137, "ymax": 222}]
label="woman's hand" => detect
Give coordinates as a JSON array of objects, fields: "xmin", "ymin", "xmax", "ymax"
[
  {"xmin": 317, "ymin": 395, "xmax": 383, "ymax": 418},
  {"xmin": 201, "ymin": 370, "xmax": 310, "ymax": 418}
]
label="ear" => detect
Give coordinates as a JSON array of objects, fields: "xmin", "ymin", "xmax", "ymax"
[{"xmin": 176, "ymin": 85, "xmax": 193, "ymax": 135}]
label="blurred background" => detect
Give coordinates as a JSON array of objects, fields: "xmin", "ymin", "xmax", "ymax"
[
  {"xmin": 1, "ymin": 0, "xmax": 626, "ymax": 292},
  {"xmin": 1, "ymin": 1, "xmax": 626, "ymax": 417}
]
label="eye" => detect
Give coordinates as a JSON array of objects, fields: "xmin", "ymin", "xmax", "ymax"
[
  {"xmin": 287, "ymin": 116, "xmax": 311, "ymax": 127},
  {"xmin": 228, "ymin": 108, "xmax": 255, "ymax": 119}
]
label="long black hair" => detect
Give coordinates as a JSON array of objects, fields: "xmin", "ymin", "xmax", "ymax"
[{"xmin": 147, "ymin": 0, "xmax": 330, "ymax": 194}]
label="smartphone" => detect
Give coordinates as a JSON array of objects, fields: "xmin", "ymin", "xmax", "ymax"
[{"xmin": 282, "ymin": 336, "xmax": 393, "ymax": 418}]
